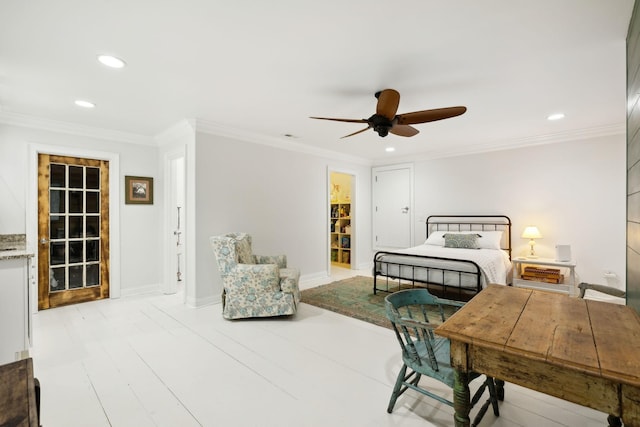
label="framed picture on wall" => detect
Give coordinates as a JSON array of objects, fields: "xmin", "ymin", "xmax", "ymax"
[{"xmin": 125, "ymin": 176, "xmax": 154, "ymax": 205}]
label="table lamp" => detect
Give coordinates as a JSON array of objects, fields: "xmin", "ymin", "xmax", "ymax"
[{"xmin": 521, "ymin": 226, "xmax": 542, "ymax": 258}]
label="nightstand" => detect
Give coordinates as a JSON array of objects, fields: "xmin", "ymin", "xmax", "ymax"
[{"xmin": 512, "ymin": 257, "xmax": 577, "ymax": 296}]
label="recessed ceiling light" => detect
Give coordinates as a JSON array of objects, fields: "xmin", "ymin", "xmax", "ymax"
[
  {"xmin": 385, "ymin": 147, "xmax": 395, "ymax": 152},
  {"xmin": 97, "ymin": 54, "xmax": 126, "ymax": 69},
  {"xmin": 74, "ymin": 100, "xmax": 95, "ymax": 108},
  {"xmin": 547, "ymin": 113, "xmax": 565, "ymax": 121}
]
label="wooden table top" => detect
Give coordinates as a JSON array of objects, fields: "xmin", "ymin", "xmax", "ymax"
[{"xmin": 435, "ymin": 284, "xmax": 640, "ymax": 387}]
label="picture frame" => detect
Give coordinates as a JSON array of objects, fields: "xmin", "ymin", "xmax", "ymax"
[{"xmin": 125, "ymin": 176, "xmax": 154, "ymax": 205}]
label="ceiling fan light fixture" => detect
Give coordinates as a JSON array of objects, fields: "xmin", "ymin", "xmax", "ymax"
[
  {"xmin": 74, "ymin": 99, "xmax": 95, "ymax": 108},
  {"xmin": 547, "ymin": 113, "xmax": 565, "ymax": 121},
  {"xmin": 97, "ymin": 54, "xmax": 126, "ymax": 69},
  {"xmin": 311, "ymin": 89, "xmax": 466, "ymax": 139}
]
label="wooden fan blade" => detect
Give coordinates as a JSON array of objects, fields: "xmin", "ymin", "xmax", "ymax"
[
  {"xmin": 389, "ymin": 124, "xmax": 419, "ymax": 137},
  {"xmin": 375, "ymin": 89, "xmax": 400, "ymax": 120},
  {"xmin": 340, "ymin": 126, "xmax": 371, "ymax": 139},
  {"xmin": 396, "ymin": 106, "xmax": 467, "ymax": 125},
  {"xmin": 310, "ymin": 116, "xmax": 368, "ymax": 124}
]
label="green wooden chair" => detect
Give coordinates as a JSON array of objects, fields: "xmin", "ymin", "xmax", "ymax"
[{"xmin": 385, "ymin": 288, "xmax": 500, "ymax": 426}]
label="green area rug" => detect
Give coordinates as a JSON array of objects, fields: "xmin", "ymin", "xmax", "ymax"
[{"xmin": 300, "ymin": 276, "xmax": 413, "ymax": 330}]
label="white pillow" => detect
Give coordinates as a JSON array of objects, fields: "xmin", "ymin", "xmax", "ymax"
[
  {"xmin": 475, "ymin": 230, "xmax": 503, "ymax": 249},
  {"xmin": 425, "ymin": 230, "xmax": 503, "ymax": 249},
  {"xmin": 424, "ymin": 231, "xmax": 448, "ymax": 246}
]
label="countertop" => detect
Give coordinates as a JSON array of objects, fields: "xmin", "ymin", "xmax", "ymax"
[
  {"xmin": 0, "ymin": 234, "xmax": 33, "ymax": 260},
  {"xmin": 0, "ymin": 249, "xmax": 34, "ymax": 261}
]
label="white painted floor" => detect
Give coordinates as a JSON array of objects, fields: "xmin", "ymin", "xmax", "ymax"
[{"xmin": 31, "ymin": 268, "xmax": 611, "ymax": 426}]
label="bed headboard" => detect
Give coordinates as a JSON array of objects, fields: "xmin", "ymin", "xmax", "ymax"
[{"xmin": 426, "ymin": 215, "xmax": 512, "ymax": 260}]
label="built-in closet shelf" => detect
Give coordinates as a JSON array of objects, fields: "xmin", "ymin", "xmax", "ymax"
[{"xmin": 330, "ymin": 202, "xmax": 351, "ymax": 267}]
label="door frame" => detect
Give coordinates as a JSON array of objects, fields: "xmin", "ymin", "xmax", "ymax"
[
  {"xmin": 162, "ymin": 146, "xmax": 186, "ymax": 296},
  {"xmin": 27, "ymin": 144, "xmax": 121, "ymax": 313},
  {"xmin": 372, "ymin": 163, "xmax": 415, "ymax": 250},
  {"xmin": 326, "ymin": 166, "xmax": 357, "ymax": 274}
]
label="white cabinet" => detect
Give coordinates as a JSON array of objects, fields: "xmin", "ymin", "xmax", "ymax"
[
  {"xmin": 0, "ymin": 256, "xmax": 30, "ymax": 364},
  {"xmin": 512, "ymin": 257, "xmax": 577, "ymax": 296}
]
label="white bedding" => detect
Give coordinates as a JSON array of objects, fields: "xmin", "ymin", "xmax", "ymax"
[{"xmin": 375, "ymin": 245, "xmax": 512, "ymax": 287}]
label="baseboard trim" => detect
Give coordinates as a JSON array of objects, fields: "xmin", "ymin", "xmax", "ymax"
[{"xmin": 118, "ymin": 283, "xmax": 160, "ymax": 298}]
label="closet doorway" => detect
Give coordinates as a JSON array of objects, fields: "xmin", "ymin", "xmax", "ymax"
[{"xmin": 329, "ymin": 171, "xmax": 355, "ymax": 272}]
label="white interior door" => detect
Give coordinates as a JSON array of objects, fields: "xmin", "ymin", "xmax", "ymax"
[{"xmin": 373, "ymin": 164, "xmax": 413, "ymax": 250}]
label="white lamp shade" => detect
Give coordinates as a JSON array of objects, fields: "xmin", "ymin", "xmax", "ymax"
[{"xmin": 521, "ymin": 226, "xmax": 542, "ymax": 239}]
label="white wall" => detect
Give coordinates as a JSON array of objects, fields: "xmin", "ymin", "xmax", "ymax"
[
  {"xmin": 194, "ymin": 132, "xmax": 373, "ymax": 305},
  {"xmin": 2, "ymin": 119, "xmax": 625, "ymax": 305},
  {"xmin": 411, "ymin": 134, "xmax": 627, "ymax": 288},
  {"xmin": 0, "ymin": 123, "xmax": 163, "ymax": 295}
]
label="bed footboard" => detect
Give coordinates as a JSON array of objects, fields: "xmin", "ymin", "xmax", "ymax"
[{"xmin": 373, "ymin": 251, "xmax": 483, "ymax": 301}]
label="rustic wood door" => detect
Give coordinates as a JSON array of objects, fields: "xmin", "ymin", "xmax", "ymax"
[{"xmin": 37, "ymin": 154, "xmax": 110, "ymax": 309}]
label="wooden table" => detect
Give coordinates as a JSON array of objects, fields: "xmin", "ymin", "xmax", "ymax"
[
  {"xmin": 0, "ymin": 358, "xmax": 40, "ymax": 427},
  {"xmin": 435, "ymin": 285, "xmax": 640, "ymax": 427}
]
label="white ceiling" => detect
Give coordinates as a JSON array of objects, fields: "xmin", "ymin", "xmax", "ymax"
[{"xmin": 0, "ymin": 1, "xmax": 635, "ymax": 163}]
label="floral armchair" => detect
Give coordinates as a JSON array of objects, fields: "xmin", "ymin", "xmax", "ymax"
[{"xmin": 210, "ymin": 233, "xmax": 300, "ymax": 319}]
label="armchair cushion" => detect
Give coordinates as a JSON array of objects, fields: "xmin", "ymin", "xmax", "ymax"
[
  {"xmin": 226, "ymin": 264, "xmax": 280, "ymax": 295},
  {"xmin": 255, "ymin": 254, "xmax": 287, "ymax": 268}
]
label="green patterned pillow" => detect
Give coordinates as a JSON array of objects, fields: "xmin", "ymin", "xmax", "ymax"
[{"xmin": 444, "ymin": 233, "xmax": 480, "ymax": 249}]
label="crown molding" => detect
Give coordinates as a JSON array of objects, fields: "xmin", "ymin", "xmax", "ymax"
[
  {"xmin": 195, "ymin": 119, "xmax": 372, "ymax": 166},
  {"xmin": 154, "ymin": 119, "xmax": 196, "ymax": 146},
  {"xmin": 1, "ymin": 110, "xmax": 623, "ymax": 165},
  {"xmin": 374, "ymin": 122, "xmax": 626, "ymax": 164},
  {"xmin": 0, "ymin": 110, "xmax": 155, "ymax": 146}
]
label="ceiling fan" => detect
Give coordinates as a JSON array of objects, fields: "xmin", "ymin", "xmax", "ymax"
[{"xmin": 310, "ymin": 89, "xmax": 466, "ymax": 138}]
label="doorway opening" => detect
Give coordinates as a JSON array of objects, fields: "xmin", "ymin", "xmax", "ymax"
[
  {"xmin": 164, "ymin": 150, "xmax": 186, "ymax": 298},
  {"xmin": 329, "ymin": 171, "xmax": 355, "ymax": 274}
]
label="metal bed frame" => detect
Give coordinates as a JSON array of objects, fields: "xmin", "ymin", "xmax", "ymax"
[{"xmin": 373, "ymin": 215, "xmax": 512, "ymax": 300}]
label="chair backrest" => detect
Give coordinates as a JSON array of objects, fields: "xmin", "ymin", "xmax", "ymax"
[
  {"xmin": 385, "ymin": 289, "xmax": 464, "ymax": 371},
  {"xmin": 578, "ymin": 282, "xmax": 626, "ymax": 304},
  {"xmin": 210, "ymin": 233, "xmax": 254, "ymax": 275}
]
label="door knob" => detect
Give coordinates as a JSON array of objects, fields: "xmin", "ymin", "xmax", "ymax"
[
  {"xmin": 401, "ymin": 207, "xmax": 409, "ymax": 214},
  {"xmin": 40, "ymin": 238, "xmax": 49, "ymax": 244}
]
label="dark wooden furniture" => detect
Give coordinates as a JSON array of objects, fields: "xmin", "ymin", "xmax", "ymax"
[
  {"xmin": 0, "ymin": 358, "xmax": 40, "ymax": 427},
  {"xmin": 373, "ymin": 215, "xmax": 512, "ymax": 300},
  {"xmin": 436, "ymin": 285, "xmax": 640, "ymax": 427}
]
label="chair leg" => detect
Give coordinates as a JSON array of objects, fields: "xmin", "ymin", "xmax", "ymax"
[
  {"xmin": 486, "ymin": 377, "xmax": 500, "ymax": 416},
  {"xmin": 495, "ymin": 379, "xmax": 505, "ymax": 401},
  {"xmin": 470, "ymin": 379, "xmax": 487, "ymax": 407},
  {"xmin": 471, "ymin": 398, "xmax": 491, "ymax": 427},
  {"xmin": 470, "ymin": 377, "xmax": 500, "ymax": 427},
  {"xmin": 411, "ymin": 373, "xmax": 422, "ymax": 386},
  {"xmin": 387, "ymin": 364, "xmax": 408, "ymax": 413}
]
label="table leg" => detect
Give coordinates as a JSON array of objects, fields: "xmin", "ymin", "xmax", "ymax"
[
  {"xmin": 607, "ymin": 415, "xmax": 622, "ymax": 427},
  {"xmin": 453, "ymin": 370, "xmax": 471, "ymax": 427}
]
